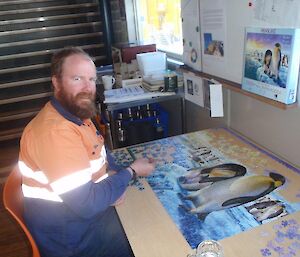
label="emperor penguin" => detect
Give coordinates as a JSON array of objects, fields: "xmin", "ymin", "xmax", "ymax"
[
  {"xmin": 246, "ymin": 199, "xmax": 285, "ymax": 222},
  {"xmin": 178, "ymin": 163, "xmax": 246, "ymax": 191},
  {"xmin": 180, "ymin": 172, "xmax": 285, "ymax": 220},
  {"xmin": 270, "ymin": 43, "xmax": 281, "ymax": 80}
]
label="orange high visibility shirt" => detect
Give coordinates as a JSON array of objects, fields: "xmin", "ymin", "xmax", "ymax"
[{"xmin": 19, "ymin": 99, "xmax": 107, "ymax": 200}]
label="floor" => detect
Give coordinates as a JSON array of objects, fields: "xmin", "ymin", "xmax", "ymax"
[
  {"xmin": 0, "ymin": 183, "xmax": 31, "ymax": 257},
  {"xmin": 0, "ymin": 140, "xmax": 19, "ymax": 183},
  {"xmin": 0, "ymin": 142, "xmax": 30, "ymax": 256}
]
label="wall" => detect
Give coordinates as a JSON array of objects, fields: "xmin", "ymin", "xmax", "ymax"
[
  {"xmin": 120, "ymin": 0, "xmax": 300, "ymax": 169},
  {"xmin": 229, "ymin": 91, "xmax": 300, "ymax": 168},
  {"xmin": 184, "ymin": 84, "xmax": 300, "ymax": 169},
  {"xmin": 109, "ymin": 0, "xmax": 129, "ymax": 43},
  {"xmin": 160, "ymin": 98, "xmax": 184, "ymax": 136},
  {"xmin": 185, "ymin": 88, "xmax": 229, "ymax": 132},
  {"xmin": 187, "ymin": 0, "xmax": 300, "ymax": 168}
]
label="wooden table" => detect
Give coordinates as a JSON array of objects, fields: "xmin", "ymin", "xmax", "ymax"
[{"xmin": 114, "ymin": 128, "xmax": 300, "ymax": 257}]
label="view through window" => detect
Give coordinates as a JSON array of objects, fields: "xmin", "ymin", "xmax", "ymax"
[{"xmin": 135, "ymin": 0, "xmax": 183, "ymax": 58}]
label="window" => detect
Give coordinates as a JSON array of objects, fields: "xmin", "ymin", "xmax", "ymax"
[{"xmin": 134, "ymin": 0, "xmax": 183, "ymax": 59}]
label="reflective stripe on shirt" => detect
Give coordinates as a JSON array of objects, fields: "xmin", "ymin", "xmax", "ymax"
[
  {"xmin": 18, "ymin": 161, "xmax": 48, "ymax": 184},
  {"xmin": 19, "ymin": 146, "xmax": 108, "ymax": 199},
  {"xmin": 22, "ymin": 184, "xmax": 63, "ymax": 202},
  {"xmin": 90, "ymin": 146, "xmax": 106, "ymax": 174},
  {"xmin": 50, "ymin": 167, "xmax": 92, "ymax": 195}
]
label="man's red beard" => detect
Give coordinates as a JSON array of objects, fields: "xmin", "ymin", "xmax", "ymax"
[{"xmin": 56, "ymin": 88, "xmax": 97, "ymax": 120}]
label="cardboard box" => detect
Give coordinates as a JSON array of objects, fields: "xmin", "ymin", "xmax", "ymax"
[
  {"xmin": 242, "ymin": 27, "xmax": 300, "ymax": 104},
  {"xmin": 112, "ymin": 43, "xmax": 156, "ymax": 84},
  {"xmin": 112, "ymin": 43, "xmax": 156, "ymax": 64}
]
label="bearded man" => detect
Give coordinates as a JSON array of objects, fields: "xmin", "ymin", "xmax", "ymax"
[{"xmin": 18, "ymin": 47, "xmax": 154, "ymax": 257}]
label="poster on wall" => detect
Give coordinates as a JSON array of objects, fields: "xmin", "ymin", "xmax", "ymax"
[
  {"xmin": 200, "ymin": 0, "xmax": 226, "ymax": 67},
  {"xmin": 242, "ymin": 27, "xmax": 300, "ymax": 104},
  {"xmin": 181, "ymin": 0, "xmax": 202, "ymax": 71},
  {"xmin": 253, "ymin": 0, "xmax": 300, "ymax": 27}
]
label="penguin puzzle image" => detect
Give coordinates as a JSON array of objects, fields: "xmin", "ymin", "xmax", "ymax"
[
  {"xmin": 178, "ymin": 163, "xmax": 286, "ymax": 220},
  {"xmin": 269, "ymin": 42, "xmax": 281, "ymax": 80},
  {"xmin": 245, "ymin": 196, "xmax": 286, "ymax": 223},
  {"xmin": 178, "ymin": 163, "xmax": 246, "ymax": 191},
  {"xmin": 242, "ymin": 27, "xmax": 300, "ymax": 104},
  {"xmin": 111, "ymin": 128, "xmax": 300, "ymax": 248}
]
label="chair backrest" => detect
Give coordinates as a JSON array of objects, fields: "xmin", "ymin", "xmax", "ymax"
[{"xmin": 3, "ymin": 168, "xmax": 41, "ymax": 257}]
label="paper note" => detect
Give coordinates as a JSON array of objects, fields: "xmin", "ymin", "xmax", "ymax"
[
  {"xmin": 184, "ymin": 73, "xmax": 224, "ymax": 117},
  {"xmin": 184, "ymin": 73, "xmax": 205, "ymax": 107},
  {"xmin": 104, "ymin": 85, "xmax": 175, "ymax": 104},
  {"xmin": 209, "ymin": 83, "xmax": 224, "ymax": 117},
  {"xmin": 253, "ymin": 0, "xmax": 300, "ymax": 26}
]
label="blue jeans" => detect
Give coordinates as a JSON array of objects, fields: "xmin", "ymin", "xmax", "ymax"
[
  {"xmin": 93, "ymin": 206, "xmax": 134, "ymax": 257},
  {"xmin": 25, "ymin": 195, "xmax": 134, "ymax": 257}
]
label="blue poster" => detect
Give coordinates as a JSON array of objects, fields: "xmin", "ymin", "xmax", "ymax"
[{"xmin": 242, "ymin": 28, "xmax": 300, "ymax": 104}]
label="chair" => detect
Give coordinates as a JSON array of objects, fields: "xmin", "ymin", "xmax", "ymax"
[{"xmin": 3, "ymin": 168, "xmax": 41, "ymax": 257}]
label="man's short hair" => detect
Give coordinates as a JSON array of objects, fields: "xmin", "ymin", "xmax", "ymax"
[{"xmin": 51, "ymin": 47, "xmax": 93, "ymax": 79}]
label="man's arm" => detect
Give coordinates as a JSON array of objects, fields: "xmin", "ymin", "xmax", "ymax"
[
  {"xmin": 34, "ymin": 128, "xmax": 132, "ymax": 219},
  {"xmin": 58, "ymin": 168, "xmax": 132, "ymax": 219},
  {"xmin": 26, "ymin": 127, "xmax": 154, "ymax": 220}
]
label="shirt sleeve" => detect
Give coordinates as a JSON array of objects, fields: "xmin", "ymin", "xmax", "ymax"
[{"xmin": 60, "ymin": 169, "xmax": 131, "ymax": 219}]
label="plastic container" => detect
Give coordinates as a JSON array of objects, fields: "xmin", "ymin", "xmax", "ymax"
[
  {"xmin": 112, "ymin": 103, "xmax": 169, "ymax": 147},
  {"xmin": 164, "ymin": 69, "xmax": 178, "ymax": 92}
]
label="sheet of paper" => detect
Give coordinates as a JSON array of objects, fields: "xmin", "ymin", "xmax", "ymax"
[
  {"xmin": 253, "ymin": 0, "xmax": 300, "ymax": 26},
  {"xmin": 209, "ymin": 83, "xmax": 224, "ymax": 117},
  {"xmin": 200, "ymin": 0, "xmax": 226, "ymax": 60},
  {"xmin": 104, "ymin": 85, "xmax": 145, "ymax": 98},
  {"xmin": 200, "ymin": 0, "xmax": 228, "ymax": 80},
  {"xmin": 184, "ymin": 72, "xmax": 224, "ymax": 117},
  {"xmin": 104, "ymin": 85, "xmax": 175, "ymax": 104},
  {"xmin": 184, "ymin": 73, "xmax": 204, "ymax": 107},
  {"xmin": 181, "ymin": 0, "xmax": 202, "ymax": 71}
]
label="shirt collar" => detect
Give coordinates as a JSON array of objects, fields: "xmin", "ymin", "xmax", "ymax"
[{"xmin": 50, "ymin": 97, "xmax": 84, "ymax": 126}]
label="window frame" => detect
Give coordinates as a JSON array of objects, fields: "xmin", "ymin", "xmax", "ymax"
[{"xmin": 125, "ymin": 0, "xmax": 183, "ymax": 62}]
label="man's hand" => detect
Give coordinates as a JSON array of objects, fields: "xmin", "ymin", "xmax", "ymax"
[{"xmin": 129, "ymin": 158, "xmax": 155, "ymax": 177}]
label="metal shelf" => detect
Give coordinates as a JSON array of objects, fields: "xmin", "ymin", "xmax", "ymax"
[{"xmin": 106, "ymin": 91, "xmax": 183, "ymax": 112}]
